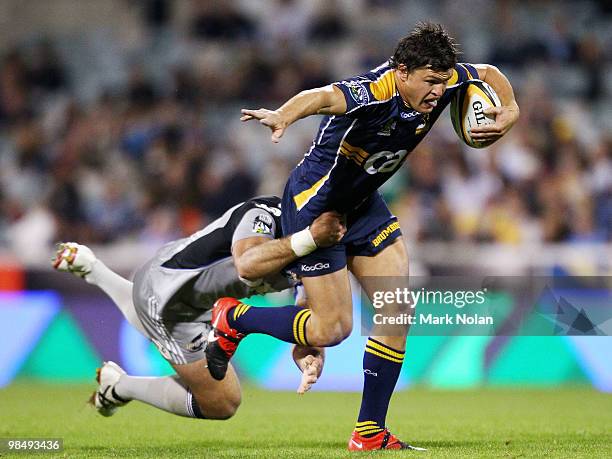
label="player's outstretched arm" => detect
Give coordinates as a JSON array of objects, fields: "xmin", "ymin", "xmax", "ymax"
[
  {"xmin": 233, "ymin": 211, "xmax": 346, "ymax": 281},
  {"xmin": 471, "ymin": 64, "xmax": 520, "ymax": 143},
  {"xmin": 240, "ymin": 85, "xmax": 347, "ymax": 143},
  {"xmin": 293, "ymin": 345, "xmax": 325, "ymax": 394}
]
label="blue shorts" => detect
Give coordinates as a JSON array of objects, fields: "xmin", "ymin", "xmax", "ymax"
[{"xmin": 281, "ymin": 176, "xmax": 402, "ymax": 277}]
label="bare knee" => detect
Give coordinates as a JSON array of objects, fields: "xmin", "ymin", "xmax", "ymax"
[
  {"xmin": 307, "ymin": 316, "xmax": 352, "ymax": 347},
  {"xmin": 194, "ymin": 391, "xmax": 241, "ymax": 420},
  {"xmin": 207, "ymin": 396, "xmax": 241, "ymax": 420}
]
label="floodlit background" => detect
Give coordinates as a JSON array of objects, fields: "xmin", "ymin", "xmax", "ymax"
[{"xmin": 0, "ymin": 0, "xmax": 610, "ymax": 391}]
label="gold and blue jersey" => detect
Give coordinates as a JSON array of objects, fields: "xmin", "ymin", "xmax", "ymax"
[{"xmin": 291, "ymin": 61, "xmax": 478, "ymax": 214}]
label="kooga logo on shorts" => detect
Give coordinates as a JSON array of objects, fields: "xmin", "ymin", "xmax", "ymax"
[{"xmin": 301, "ymin": 262, "xmax": 330, "ymax": 272}]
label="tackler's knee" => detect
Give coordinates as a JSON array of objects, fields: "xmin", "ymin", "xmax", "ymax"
[{"xmin": 193, "ymin": 390, "xmax": 241, "ymax": 420}]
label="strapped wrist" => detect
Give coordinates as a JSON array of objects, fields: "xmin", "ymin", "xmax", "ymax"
[{"xmin": 290, "ymin": 227, "xmax": 317, "ymax": 257}]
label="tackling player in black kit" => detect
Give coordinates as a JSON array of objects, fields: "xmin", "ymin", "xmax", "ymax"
[{"xmin": 53, "ymin": 196, "xmax": 345, "ymax": 421}]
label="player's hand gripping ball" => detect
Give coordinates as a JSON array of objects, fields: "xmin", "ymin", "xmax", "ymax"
[{"xmin": 451, "ymin": 79, "xmax": 502, "ymax": 148}]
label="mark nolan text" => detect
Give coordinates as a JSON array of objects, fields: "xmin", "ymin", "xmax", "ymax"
[
  {"xmin": 421, "ymin": 313, "xmax": 493, "ymax": 325},
  {"xmin": 372, "ymin": 313, "xmax": 494, "ymax": 325}
]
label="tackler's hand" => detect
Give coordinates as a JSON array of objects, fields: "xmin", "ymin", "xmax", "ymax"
[{"xmin": 309, "ymin": 211, "xmax": 347, "ymax": 248}]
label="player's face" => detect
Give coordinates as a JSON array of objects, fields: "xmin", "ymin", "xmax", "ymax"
[{"xmin": 395, "ymin": 65, "xmax": 453, "ymax": 113}]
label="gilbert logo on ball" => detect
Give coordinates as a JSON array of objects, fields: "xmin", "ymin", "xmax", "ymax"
[{"xmin": 451, "ymin": 79, "xmax": 501, "ymax": 148}]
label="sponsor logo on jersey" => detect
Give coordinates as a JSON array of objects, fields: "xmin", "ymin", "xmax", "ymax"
[
  {"xmin": 301, "ymin": 262, "xmax": 330, "ymax": 272},
  {"xmin": 400, "ymin": 110, "xmax": 420, "ymax": 120},
  {"xmin": 344, "ymin": 81, "xmax": 370, "ymax": 105},
  {"xmin": 371, "ymin": 221, "xmax": 400, "ymax": 247},
  {"xmin": 253, "ymin": 213, "xmax": 273, "ymax": 234},
  {"xmin": 363, "ymin": 149, "xmax": 408, "ymax": 175}
]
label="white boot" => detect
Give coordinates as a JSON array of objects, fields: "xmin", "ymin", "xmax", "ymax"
[
  {"xmin": 91, "ymin": 361, "xmax": 130, "ymax": 417},
  {"xmin": 52, "ymin": 242, "xmax": 96, "ymax": 278}
]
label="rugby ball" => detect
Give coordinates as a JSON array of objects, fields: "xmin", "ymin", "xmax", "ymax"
[{"xmin": 450, "ymin": 79, "xmax": 501, "ymax": 148}]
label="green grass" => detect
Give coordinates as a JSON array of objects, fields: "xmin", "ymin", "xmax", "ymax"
[{"xmin": 0, "ymin": 383, "xmax": 610, "ymax": 458}]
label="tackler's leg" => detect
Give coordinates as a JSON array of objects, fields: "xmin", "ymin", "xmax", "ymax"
[{"xmin": 53, "ymin": 242, "xmax": 145, "ymax": 334}]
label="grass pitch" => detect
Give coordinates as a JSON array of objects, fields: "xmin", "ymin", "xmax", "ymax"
[{"xmin": 0, "ymin": 383, "xmax": 610, "ymax": 458}]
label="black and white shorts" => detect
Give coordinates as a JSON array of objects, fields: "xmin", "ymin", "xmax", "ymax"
[{"xmin": 132, "ymin": 259, "xmax": 212, "ymax": 365}]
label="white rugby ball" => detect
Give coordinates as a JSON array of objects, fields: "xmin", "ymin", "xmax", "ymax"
[{"xmin": 450, "ymin": 79, "xmax": 501, "ymax": 148}]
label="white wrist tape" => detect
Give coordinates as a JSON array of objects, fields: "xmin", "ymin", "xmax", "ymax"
[{"xmin": 290, "ymin": 227, "xmax": 317, "ymax": 257}]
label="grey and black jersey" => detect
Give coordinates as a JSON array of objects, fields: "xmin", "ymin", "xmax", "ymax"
[{"xmin": 131, "ymin": 196, "xmax": 295, "ymax": 364}]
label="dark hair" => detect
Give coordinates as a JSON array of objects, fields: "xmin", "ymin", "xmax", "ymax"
[{"xmin": 389, "ymin": 22, "xmax": 459, "ymax": 72}]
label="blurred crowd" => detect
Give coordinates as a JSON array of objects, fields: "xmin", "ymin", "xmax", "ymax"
[{"xmin": 0, "ymin": 0, "xmax": 610, "ymax": 262}]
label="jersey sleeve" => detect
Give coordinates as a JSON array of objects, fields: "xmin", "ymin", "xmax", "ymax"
[
  {"xmin": 447, "ymin": 62, "xmax": 479, "ymax": 87},
  {"xmin": 333, "ymin": 76, "xmax": 379, "ymax": 115},
  {"xmin": 231, "ymin": 208, "xmax": 277, "ymax": 245}
]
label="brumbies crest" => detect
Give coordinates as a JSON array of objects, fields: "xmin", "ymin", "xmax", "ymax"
[{"xmin": 345, "ymin": 81, "xmax": 370, "ymax": 105}]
